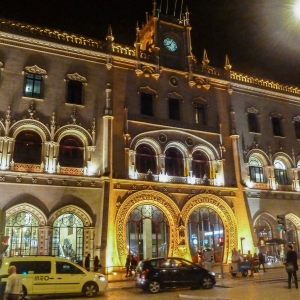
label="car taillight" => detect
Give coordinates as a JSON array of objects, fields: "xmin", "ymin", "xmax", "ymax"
[{"xmin": 141, "ymin": 269, "xmax": 149, "ymax": 279}]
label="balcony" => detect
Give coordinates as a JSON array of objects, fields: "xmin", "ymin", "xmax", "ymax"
[{"xmin": 129, "ymin": 172, "xmax": 214, "ymax": 186}]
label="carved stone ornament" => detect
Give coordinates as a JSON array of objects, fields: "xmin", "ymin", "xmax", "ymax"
[
  {"xmin": 139, "ymin": 86, "xmax": 157, "ymax": 96},
  {"xmin": 169, "ymin": 76, "xmax": 179, "ymax": 87},
  {"xmin": 65, "ymin": 72, "xmax": 87, "ymax": 83},
  {"xmin": 165, "ymin": 91, "xmax": 184, "ymax": 102},
  {"xmin": 246, "ymin": 107, "xmax": 259, "ymax": 114},
  {"xmin": 24, "ymin": 65, "xmax": 47, "ymax": 76}
]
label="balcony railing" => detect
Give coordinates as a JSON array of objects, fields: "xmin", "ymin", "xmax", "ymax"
[
  {"xmin": 11, "ymin": 163, "xmax": 42, "ymax": 173},
  {"xmin": 130, "ymin": 172, "xmax": 214, "ymax": 185}
]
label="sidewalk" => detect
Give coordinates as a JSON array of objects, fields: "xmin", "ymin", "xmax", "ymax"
[{"xmin": 107, "ymin": 261, "xmax": 287, "ymax": 290}]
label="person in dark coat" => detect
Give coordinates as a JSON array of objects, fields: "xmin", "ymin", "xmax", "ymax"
[
  {"xmin": 258, "ymin": 252, "xmax": 266, "ymax": 272},
  {"xmin": 84, "ymin": 253, "xmax": 91, "ymax": 271},
  {"xmin": 125, "ymin": 254, "xmax": 131, "ymax": 277},
  {"xmin": 286, "ymin": 244, "xmax": 298, "ymax": 289},
  {"xmin": 93, "ymin": 255, "xmax": 100, "ymax": 272},
  {"xmin": 129, "ymin": 255, "xmax": 138, "ymax": 277}
]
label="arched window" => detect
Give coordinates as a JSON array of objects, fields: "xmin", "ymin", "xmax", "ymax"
[
  {"xmin": 165, "ymin": 148, "xmax": 183, "ymax": 176},
  {"xmin": 192, "ymin": 151, "xmax": 209, "ymax": 178},
  {"xmin": 59, "ymin": 136, "xmax": 84, "ymax": 167},
  {"xmin": 13, "ymin": 130, "xmax": 42, "ymax": 164},
  {"xmin": 249, "ymin": 156, "xmax": 264, "ymax": 183},
  {"xmin": 136, "ymin": 144, "xmax": 157, "ymax": 174},
  {"xmin": 274, "ymin": 159, "xmax": 288, "ymax": 185}
]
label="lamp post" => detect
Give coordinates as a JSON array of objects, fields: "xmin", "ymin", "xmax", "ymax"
[{"xmin": 240, "ymin": 237, "xmax": 245, "ymax": 255}]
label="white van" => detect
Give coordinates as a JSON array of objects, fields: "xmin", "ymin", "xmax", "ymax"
[{"xmin": 0, "ymin": 256, "xmax": 107, "ymax": 298}]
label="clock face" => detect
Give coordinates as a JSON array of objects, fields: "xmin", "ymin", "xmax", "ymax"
[{"xmin": 163, "ymin": 37, "xmax": 177, "ymax": 52}]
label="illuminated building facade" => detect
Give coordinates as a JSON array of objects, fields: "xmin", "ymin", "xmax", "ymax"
[{"xmin": 0, "ymin": 1, "xmax": 299, "ymax": 268}]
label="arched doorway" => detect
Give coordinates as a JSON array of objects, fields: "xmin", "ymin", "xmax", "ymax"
[
  {"xmin": 187, "ymin": 207, "xmax": 224, "ymax": 263},
  {"xmin": 115, "ymin": 190, "xmax": 180, "ymax": 266},
  {"xmin": 5, "ymin": 211, "xmax": 39, "ymax": 256},
  {"xmin": 181, "ymin": 194, "xmax": 238, "ymax": 264},
  {"xmin": 51, "ymin": 213, "xmax": 84, "ymax": 262},
  {"xmin": 126, "ymin": 205, "xmax": 169, "ymax": 260}
]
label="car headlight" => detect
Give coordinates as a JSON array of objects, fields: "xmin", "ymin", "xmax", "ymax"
[
  {"xmin": 208, "ymin": 272, "xmax": 216, "ymax": 276},
  {"xmin": 98, "ymin": 275, "xmax": 106, "ymax": 281}
]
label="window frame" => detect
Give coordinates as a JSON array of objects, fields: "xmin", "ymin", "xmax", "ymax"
[
  {"xmin": 168, "ymin": 98, "xmax": 180, "ymax": 120},
  {"xmin": 23, "ymin": 65, "xmax": 47, "ymax": 100},
  {"xmin": 293, "ymin": 117, "xmax": 300, "ymax": 139},
  {"xmin": 140, "ymin": 92, "xmax": 154, "ymax": 116},
  {"xmin": 274, "ymin": 159, "xmax": 288, "ymax": 185},
  {"xmin": 65, "ymin": 73, "xmax": 87, "ymax": 106},
  {"xmin": 249, "ymin": 156, "xmax": 264, "ymax": 183},
  {"xmin": 270, "ymin": 112, "xmax": 284, "ymax": 137}
]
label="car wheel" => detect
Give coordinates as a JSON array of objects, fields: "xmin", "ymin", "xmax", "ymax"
[
  {"xmin": 242, "ymin": 270, "xmax": 248, "ymax": 277},
  {"xmin": 148, "ymin": 280, "xmax": 160, "ymax": 293},
  {"xmin": 20, "ymin": 285, "xmax": 27, "ymax": 300},
  {"xmin": 82, "ymin": 282, "xmax": 98, "ymax": 297},
  {"xmin": 201, "ymin": 276, "xmax": 214, "ymax": 289},
  {"xmin": 231, "ymin": 273, "xmax": 237, "ymax": 277}
]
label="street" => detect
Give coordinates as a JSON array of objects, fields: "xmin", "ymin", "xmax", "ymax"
[{"xmin": 24, "ymin": 267, "xmax": 299, "ymax": 300}]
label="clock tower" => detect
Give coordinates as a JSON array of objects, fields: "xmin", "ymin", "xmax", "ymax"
[{"xmin": 138, "ymin": 0, "xmax": 194, "ymax": 72}]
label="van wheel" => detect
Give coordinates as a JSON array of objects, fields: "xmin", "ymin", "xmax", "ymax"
[
  {"xmin": 82, "ymin": 282, "xmax": 98, "ymax": 297},
  {"xmin": 20, "ymin": 285, "xmax": 27, "ymax": 300}
]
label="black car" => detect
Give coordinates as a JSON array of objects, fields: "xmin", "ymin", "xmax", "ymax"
[{"xmin": 135, "ymin": 257, "xmax": 216, "ymax": 293}]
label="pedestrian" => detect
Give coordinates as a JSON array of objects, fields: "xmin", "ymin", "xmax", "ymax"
[
  {"xmin": 4, "ymin": 265, "xmax": 22, "ymax": 300},
  {"xmin": 286, "ymin": 244, "xmax": 298, "ymax": 289},
  {"xmin": 246, "ymin": 250, "xmax": 252, "ymax": 262},
  {"xmin": 231, "ymin": 248, "xmax": 240, "ymax": 263},
  {"xmin": 93, "ymin": 255, "xmax": 101, "ymax": 272},
  {"xmin": 125, "ymin": 254, "xmax": 131, "ymax": 277},
  {"xmin": 197, "ymin": 250, "xmax": 202, "ymax": 265},
  {"xmin": 258, "ymin": 252, "xmax": 266, "ymax": 272},
  {"xmin": 84, "ymin": 253, "xmax": 90, "ymax": 271},
  {"xmin": 249, "ymin": 253, "xmax": 259, "ymax": 276},
  {"xmin": 130, "ymin": 255, "xmax": 138, "ymax": 277}
]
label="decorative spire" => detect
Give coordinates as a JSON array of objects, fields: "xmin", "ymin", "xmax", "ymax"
[
  {"xmin": 106, "ymin": 25, "xmax": 114, "ymax": 41},
  {"xmin": 92, "ymin": 118, "xmax": 96, "ymax": 146},
  {"xmin": 185, "ymin": 5, "xmax": 189, "ymax": 26},
  {"xmin": 50, "ymin": 112, "xmax": 56, "ymax": 141},
  {"xmin": 180, "ymin": 0, "xmax": 184, "ymax": 20},
  {"xmin": 5, "ymin": 106, "xmax": 11, "ymax": 136},
  {"xmin": 202, "ymin": 49, "xmax": 210, "ymax": 66},
  {"xmin": 224, "ymin": 55, "xmax": 232, "ymax": 71},
  {"xmin": 135, "ymin": 21, "xmax": 140, "ymax": 43},
  {"xmin": 153, "ymin": 0, "xmax": 157, "ymax": 17}
]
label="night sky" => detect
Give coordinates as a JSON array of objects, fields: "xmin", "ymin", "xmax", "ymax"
[{"xmin": 1, "ymin": 0, "xmax": 300, "ymax": 86}]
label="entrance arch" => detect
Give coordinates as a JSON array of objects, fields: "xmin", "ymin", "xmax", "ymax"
[
  {"xmin": 181, "ymin": 194, "xmax": 237, "ymax": 263},
  {"xmin": 48, "ymin": 205, "xmax": 93, "ymax": 262},
  {"xmin": 5, "ymin": 203, "xmax": 47, "ymax": 256},
  {"xmin": 116, "ymin": 190, "xmax": 180, "ymax": 264}
]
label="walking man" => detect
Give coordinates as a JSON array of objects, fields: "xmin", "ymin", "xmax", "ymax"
[
  {"xmin": 286, "ymin": 244, "xmax": 298, "ymax": 289},
  {"xmin": 258, "ymin": 252, "xmax": 266, "ymax": 272},
  {"xmin": 4, "ymin": 265, "xmax": 22, "ymax": 300}
]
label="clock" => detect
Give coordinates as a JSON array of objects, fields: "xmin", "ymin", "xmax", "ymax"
[{"xmin": 163, "ymin": 37, "xmax": 177, "ymax": 52}]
